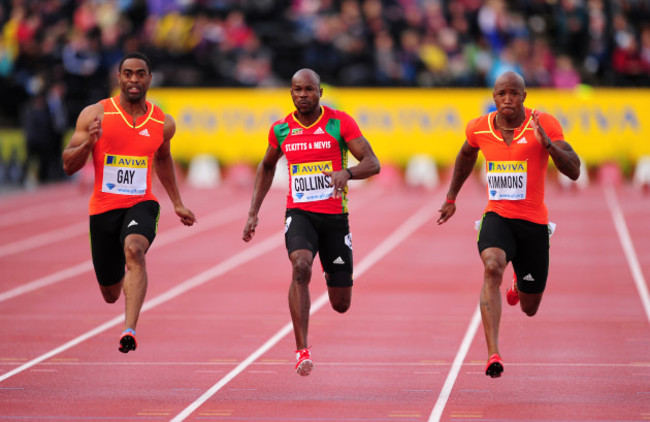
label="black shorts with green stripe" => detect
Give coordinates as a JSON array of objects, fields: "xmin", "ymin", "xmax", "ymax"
[{"xmin": 89, "ymin": 200, "xmax": 160, "ymax": 286}]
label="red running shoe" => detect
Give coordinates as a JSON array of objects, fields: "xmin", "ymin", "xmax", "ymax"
[
  {"xmin": 295, "ymin": 347, "xmax": 313, "ymax": 376},
  {"xmin": 118, "ymin": 328, "xmax": 137, "ymax": 353},
  {"xmin": 485, "ymin": 353, "xmax": 504, "ymax": 378},
  {"xmin": 506, "ymin": 274, "xmax": 519, "ymax": 306}
]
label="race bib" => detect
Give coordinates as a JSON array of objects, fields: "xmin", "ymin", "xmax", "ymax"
[
  {"xmin": 486, "ymin": 161, "xmax": 527, "ymax": 200},
  {"xmin": 102, "ymin": 154, "xmax": 148, "ymax": 195},
  {"xmin": 291, "ymin": 160, "xmax": 334, "ymax": 203}
]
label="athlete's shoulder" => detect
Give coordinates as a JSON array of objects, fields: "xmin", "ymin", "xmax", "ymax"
[{"xmin": 466, "ymin": 112, "xmax": 492, "ymax": 132}]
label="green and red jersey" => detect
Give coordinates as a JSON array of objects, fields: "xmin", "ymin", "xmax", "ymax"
[{"xmin": 269, "ymin": 105, "xmax": 363, "ymax": 214}]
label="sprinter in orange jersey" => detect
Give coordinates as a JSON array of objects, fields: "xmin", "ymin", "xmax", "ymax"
[
  {"xmin": 62, "ymin": 52, "xmax": 196, "ymax": 353},
  {"xmin": 437, "ymin": 71, "xmax": 581, "ymax": 378}
]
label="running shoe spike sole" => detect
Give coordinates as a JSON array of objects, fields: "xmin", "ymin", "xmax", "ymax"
[
  {"xmin": 485, "ymin": 354, "xmax": 504, "ymax": 378},
  {"xmin": 118, "ymin": 333, "xmax": 137, "ymax": 353},
  {"xmin": 296, "ymin": 359, "xmax": 314, "ymax": 376}
]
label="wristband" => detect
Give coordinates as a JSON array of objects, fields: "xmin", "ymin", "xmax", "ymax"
[
  {"xmin": 545, "ymin": 141, "xmax": 552, "ymax": 150},
  {"xmin": 346, "ymin": 168, "xmax": 353, "ymax": 179},
  {"xmin": 446, "ymin": 198, "xmax": 456, "ymax": 204}
]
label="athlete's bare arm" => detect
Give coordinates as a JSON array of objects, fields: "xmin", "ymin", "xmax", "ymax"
[
  {"xmin": 243, "ymin": 145, "xmax": 283, "ymax": 242},
  {"xmin": 323, "ymin": 136, "xmax": 380, "ymax": 198},
  {"xmin": 437, "ymin": 140, "xmax": 480, "ymax": 225},
  {"xmin": 531, "ymin": 111, "xmax": 581, "ymax": 181},
  {"xmin": 62, "ymin": 103, "xmax": 104, "ymax": 176},
  {"xmin": 154, "ymin": 114, "xmax": 196, "ymax": 226}
]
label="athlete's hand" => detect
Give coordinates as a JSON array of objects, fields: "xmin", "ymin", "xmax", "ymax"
[
  {"xmin": 530, "ymin": 111, "xmax": 551, "ymax": 149},
  {"xmin": 88, "ymin": 116, "xmax": 102, "ymax": 147},
  {"xmin": 437, "ymin": 201, "xmax": 456, "ymax": 225},
  {"xmin": 323, "ymin": 169, "xmax": 350, "ymax": 199},
  {"xmin": 242, "ymin": 215, "xmax": 258, "ymax": 242},
  {"xmin": 175, "ymin": 205, "xmax": 197, "ymax": 226}
]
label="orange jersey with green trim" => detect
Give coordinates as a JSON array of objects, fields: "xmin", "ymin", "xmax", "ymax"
[
  {"xmin": 89, "ymin": 96, "xmax": 165, "ymax": 215},
  {"xmin": 466, "ymin": 108, "xmax": 564, "ymax": 224}
]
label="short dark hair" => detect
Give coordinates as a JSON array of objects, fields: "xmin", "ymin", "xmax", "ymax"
[{"xmin": 119, "ymin": 52, "xmax": 152, "ymax": 74}]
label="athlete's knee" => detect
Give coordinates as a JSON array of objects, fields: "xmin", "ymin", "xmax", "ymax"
[
  {"xmin": 519, "ymin": 293, "xmax": 543, "ymax": 316},
  {"xmin": 331, "ymin": 299, "xmax": 350, "ymax": 313},
  {"xmin": 482, "ymin": 256, "xmax": 506, "ymax": 283},
  {"xmin": 100, "ymin": 283, "xmax": 122, "ymax": 303},
  {"xmin": 327, "ymin": 285, "xmax": 351, "ymax": 313},
  {"xmin": 124, "ymin": 242, "xmax": 146, "ymax": 265},
  {"xmin": 291, "ymin": 256, "xmax": 313, "ymax": 284}
]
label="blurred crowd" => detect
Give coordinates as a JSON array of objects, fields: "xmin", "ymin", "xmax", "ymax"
[{"xmin": 0, "ymin": 0, "xmax": 650, "ymax": 185}]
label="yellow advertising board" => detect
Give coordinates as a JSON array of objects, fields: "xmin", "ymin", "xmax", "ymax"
[{"xmin": 148, "ymin": 87, "xmax": 650, "ymax": 168}]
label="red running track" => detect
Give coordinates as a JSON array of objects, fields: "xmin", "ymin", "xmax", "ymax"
[{"xmin": 0, "ymin": 173, "xmax": 648, "ymax": 422}]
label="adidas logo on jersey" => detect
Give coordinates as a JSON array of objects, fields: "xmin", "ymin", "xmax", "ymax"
[
  {"xmin": 314, "ymin": 127, "xmax": 325, "ymax": 135},
  {"xmin": 333, "ymin": 256, "xmax": 345, "ymax": 265},
  {"xmin": 139, "ymin": 129, "xmax": 150, "ymax": 137},
  {"xmin": 517, "ymin": 137, "xmax": 527, "ymax": 144}
]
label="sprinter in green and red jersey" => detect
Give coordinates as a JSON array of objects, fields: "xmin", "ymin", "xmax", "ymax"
[{"xmin": 242, "ymin": 68, "xmax": 380, "ymax": 376}]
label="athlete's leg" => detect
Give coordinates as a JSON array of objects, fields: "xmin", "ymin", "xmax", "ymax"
[
  {"xmin": 479, "ymin": 246, "xmax": 508, "ymax": 358},
  {"xmin": 326, "ymin": 283, "xmax": 351, "ymax": 313},
  {"xmin": 289, "ymin": 249, "xmax": 314, "ymax": 350},
  {"xmin": 518, "ymin": 291, "xmax": 544, "ymax": 316},
  {"xmin": 122, "ymin": 233, "xmax": 150, "ymax": 331},
  {"xmin": 99, "ymin": 280, "xmax": 123, "ymax": 303}
]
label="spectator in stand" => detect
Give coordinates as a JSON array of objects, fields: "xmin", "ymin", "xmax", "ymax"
[{"xmin": 552, "ymin": 54, "xmax": 581, "ymax": 89}]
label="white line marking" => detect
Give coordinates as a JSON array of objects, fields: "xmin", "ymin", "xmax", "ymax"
[
  {"xmin": 603, "ymin": 184, "xmax": 650, "ymax": 324},
  {"xmin": 0, "ymin": 222, "xmax": 88, "ymax": 258},
  {"xmin": 170, "ymin": 198, "xmax": 440, "ymax": 422},
  {"xmin": 0, "ymin": 232, "xmax": 282, "ymax": 383},
  {"xmin": 427, "ymin": 305, "xmax": 481, "ymax": 422},
  {"xmin": 0, "ymin": 203, "xmax": 245, "ymax": 303}
]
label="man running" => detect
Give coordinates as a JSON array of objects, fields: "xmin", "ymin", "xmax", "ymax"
[
  {"xmin": 62, "ymin": 52, "xmax": 196, "ymax": 353},
  {"xmin": 437, "ymin": 71, "xmax": 581, "ymax": 378},
  {"xmin": 242, "ymin": 68, "xmax": 380, "ymax": 376}
]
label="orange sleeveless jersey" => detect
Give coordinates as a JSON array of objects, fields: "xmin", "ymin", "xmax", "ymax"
[
  {"xmin": 465, "ymin": 108, "xmax": 564, "ymax": 225},
  {"xmin": 89, "ymin": 96, "xmax": 165, "ymax": 215}
]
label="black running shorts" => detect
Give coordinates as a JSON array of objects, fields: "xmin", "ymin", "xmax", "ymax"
[
  {"xmin": 284, "ymin": 208, "xmax": 353, "ymax": 287},
  {"xmin": 89, "ymin": 200, "xmax": 160, "ymax": 286},
  {"xmin": 477, "ymin": 211, "xmax": 550, "ymax": 294}
]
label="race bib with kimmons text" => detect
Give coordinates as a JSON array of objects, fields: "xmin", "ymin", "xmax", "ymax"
[{"xmin": 486, "ymin": 161, "xmax": 527, "ymax": 200}]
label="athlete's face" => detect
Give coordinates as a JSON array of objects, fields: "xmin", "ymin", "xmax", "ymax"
[
  {"xmin": 493, "ymin": 77, "xmax": 526, "ymax": 118},
  {"xmin": 290, "ymin": 74, "xmax": 322, "ymax": 116},
  {"xmin": 118, "ymin": 59, "xmax": 152, "ymax": 103}
]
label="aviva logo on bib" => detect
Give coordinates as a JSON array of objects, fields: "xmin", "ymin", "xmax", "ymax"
[
  {"xmin": 291, "ymin": 161, "xmax": 333, "ymax": 175},
  {"xmin": 487, "ymin": 161, "xmax": 527, "ymax": 172},
  {"xmin": 105, "ymin": 154, "xmax": 148, "ymax": 168}
]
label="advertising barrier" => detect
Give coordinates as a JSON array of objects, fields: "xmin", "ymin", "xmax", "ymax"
[{"xmin": 149, "ymin": 87, "xmax": 650, "ymax": 169}]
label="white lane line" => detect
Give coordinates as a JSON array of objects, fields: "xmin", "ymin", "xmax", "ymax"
[
  {"xmin": 603, "ymin": 184, "xmax": 650, "ymax": 324},
  {"xmin": 170, "ymin": 198, "xmax": 440, "ymax": 422},
  {"xmin": 0, "ymin": 202, "xmax": 246, "ymax": 303},
  {"xmin": 0, "ymin": 232, "xmax": 283, "ymax": 383},
  {"xmin": 427, "ymin": 305, "xmax": 481, "ymax": 422},
  {"xmin": 0, "ymin": 222, "xmax": 89, "ymax": 258},
  {"xmin": 0, "ymin": 201, "xmax": 81, "ymax": 229}
]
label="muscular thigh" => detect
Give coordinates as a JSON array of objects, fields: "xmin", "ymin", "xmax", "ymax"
[
  {"xmin": 89, "ymin": 200, "xmax": 160, "ymax": 286},
  {"xmin": 510, "ymin": 218, "xmax": 549, "ymax": 294},
  {"xmin": 316, "ymin": 213, "xmax": 353, "ymax": 287}
]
